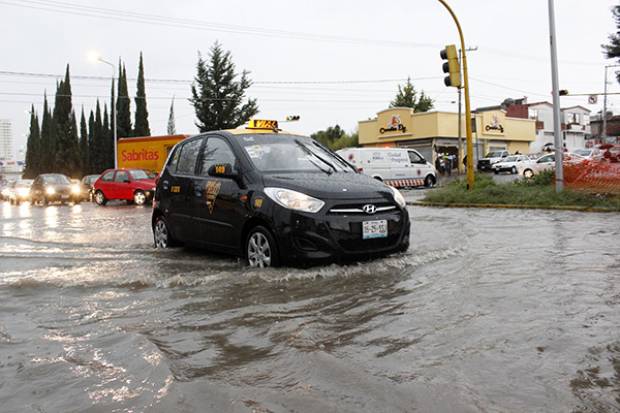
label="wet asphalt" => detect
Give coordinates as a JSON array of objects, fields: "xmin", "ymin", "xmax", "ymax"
[{"xmin": 0, "ymin": 197, "xmax": 619, "ymax": 412}]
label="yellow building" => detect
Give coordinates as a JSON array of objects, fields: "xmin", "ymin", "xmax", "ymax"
[{"xmin": 358, "ymin": 107, "xmax": 536, "ymax": 163}]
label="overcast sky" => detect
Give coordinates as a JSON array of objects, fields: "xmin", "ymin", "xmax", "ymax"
[{"xmin": 1, "ymin": 0, "xmax": 618, "ymax": 159}]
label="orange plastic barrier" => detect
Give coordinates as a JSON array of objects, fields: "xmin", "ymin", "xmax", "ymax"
[{"xmin": 564, "ymin": 157, "xmax": 620, "ymax": 194}]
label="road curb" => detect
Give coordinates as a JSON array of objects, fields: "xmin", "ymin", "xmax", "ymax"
[{"xmin": 406, "ymin": 201, "xmax": 619, "ymax": 213}]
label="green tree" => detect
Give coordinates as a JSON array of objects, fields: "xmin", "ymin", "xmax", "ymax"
[
  {"xmin": 603, "ymin": 4, "xmax": 620, "ymax": 82},
  {"xmin": 90, "ymin": 100, "xmax": 105, "ymax": 173},
  {"xmin": 23, "ymin": 106, "xmax": 41, "ymax": 178},
  {"xmin": 87, "ymin": 110, "xmax": 95, "ymax": 173},
  {"xmin": 190, "ymin": 42, "xmax": 258, "ymax": 132},
  {"xmin": 103, "ymin": 105, "xmax": 113, "ymax": 169},
  {"xmin": 310, "ymin": 126, "xmax": 359, "ymax": 150},
  {"xmin": 39, "ymin": 93, "xmax": 56, "ymax": 172},
  {"xmin": 167, "ymin": 98, "xmax": 176, "ymax": 135},
  {"xmin": 79, "ymin": 108, "xmax": 89, "ymax": 174},
  {"xmin": 53, "ymin": 65, "xmax": 80, "ymax": 176},
  {"xmin": 116, "ymin": 62, "xmax": 132, "ymax": 138},
  {"xmin": 390, "ymin": 77, "xmax": 434, "ymax": 112},
  {"xmin": 134, "ymin": 52, "xmax": 151, "ymax": 137}
]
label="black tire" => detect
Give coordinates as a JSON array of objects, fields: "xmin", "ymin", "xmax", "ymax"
[
  {"xmin": 511, "ymin": 166, "xmax": 517, "ymax": 174},
  {"xmin": 94, "ymin": 190, "xmax": 107, "ymax": 206},
  {"xmin": 494, "ymin": 169, "xmax": 499, "ymax": 174},
  {"xmin": 245, "ymin": 225, "xmax": 280, "ymax": 268},
  {"xmin": 153, "ymin": 215, "xmax": 179, "ymax": 248},
  {"xmin": 424, "ymin": 175, "xmax": 436, "ymax": 188}
]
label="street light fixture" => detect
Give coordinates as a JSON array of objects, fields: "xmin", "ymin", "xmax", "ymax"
[{"xmin": 88, "ymin": 51, "xmax": 118, "ymax": 169}]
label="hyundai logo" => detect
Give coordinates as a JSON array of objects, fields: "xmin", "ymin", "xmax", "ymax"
[{"xmin": 362, "ymin": 204, "xmax": 377, "ymax": 214}]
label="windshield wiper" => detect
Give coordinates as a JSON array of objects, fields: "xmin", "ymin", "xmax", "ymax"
[{"xmin": 295, "ymin": 140, "xmax": 336, "ymax": 174}]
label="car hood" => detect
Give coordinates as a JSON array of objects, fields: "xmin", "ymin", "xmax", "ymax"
[{"xmin": 262, "ymin": 172, "xmax": 394, "ymax": 200}]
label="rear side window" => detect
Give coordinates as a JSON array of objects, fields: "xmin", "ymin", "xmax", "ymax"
[
  {"xmin": 101, "ymin": 171, "xmax": 115, "ymax": 182},
  {"xmin": 176, "ymin": 138, "xmax": 203, "ymax": 176},
  {"xmin": 199, "ymin": 137, "xmax": 236, "ymax": 176}
]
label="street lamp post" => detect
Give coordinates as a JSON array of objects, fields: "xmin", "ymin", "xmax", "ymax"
[
  {"xmin": 548, "ymin": 0, "xmax": 563, "ymax": 192},
  {"xmin": 97, "ymin": 58, "xmax": 118, "ymax": 169}
]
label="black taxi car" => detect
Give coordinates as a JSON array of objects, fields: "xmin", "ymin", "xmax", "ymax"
[{"xmin": 152, "ymin": 120, "xmax": 410, "ymax": 267}]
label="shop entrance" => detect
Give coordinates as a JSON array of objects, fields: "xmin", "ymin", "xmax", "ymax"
[{"xmin": 434, "ymin": 145, "xmax": 459, "ymax": 176}]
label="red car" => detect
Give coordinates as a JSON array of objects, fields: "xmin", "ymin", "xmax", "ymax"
[{"xmin": 93, "ymin": 169, "xmax": 156, "ymax": 206}]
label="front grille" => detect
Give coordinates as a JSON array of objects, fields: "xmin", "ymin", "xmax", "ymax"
[{"xmin": 328, "ymin": 202, "xmax": 396, "ymax": 215}]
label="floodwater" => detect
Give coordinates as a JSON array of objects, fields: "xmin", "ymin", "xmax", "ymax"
[{"xmin": 0, "ymin": 200, "xmax": 619, "ymax": 412}]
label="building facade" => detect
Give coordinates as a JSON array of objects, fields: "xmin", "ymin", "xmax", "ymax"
[
  {"xmin": 0, "ymin": 119, "xmax": 12, "ymax": 160},
  {"xmin": 358, "ymin": 107, "xmax": 535, "ymax": 163}
]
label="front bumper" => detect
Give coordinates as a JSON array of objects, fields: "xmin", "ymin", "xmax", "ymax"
[{"xmin": 271, "ymin": 205, "xmax": 410, "ymax": 266}]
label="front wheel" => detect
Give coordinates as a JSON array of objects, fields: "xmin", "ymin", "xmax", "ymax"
[
  {"xmin": 246, "ymin": 226, "xmax": 279, "ymax": 268},
  {"xmin": 153, "ymin": 215, "xmax": 179, "ymax": 248},
  {"xmin": 424, "ymin": 175, "xmax": 436, "ymax": 188},
  {"xmin": 94, "ymin": 190, "xmax": 107, "ymax": 206},
  {"xmin": 133, "ymin": 190, "xmax": 147, "ymax": 206},
  {"xmin": 511, "ymin": 166, "xmax": 517, "ymax": 174}
]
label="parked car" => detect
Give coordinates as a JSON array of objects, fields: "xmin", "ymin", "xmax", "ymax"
[
  {"xmin": 30, "ymin": 174, "xmax": 81, "ymax": 205},
  {"xmin": 477, "ymin": 150, "xmax": 509, "ymax": 171},
  {"xmin": 336, "ymin": 147, "xmax": 437, "ymax": 188},
  {"xmin": 493, "ymin": 155, "xmax": 532, "ymax": 174},
  {"xmin": 93, "ymin": 168, "xmax": 156, "ymax": 206},
  {"xmin": 8, "ymin": 179, "xmax": 33, "ymax": 205},
  {"xmin": 80, "ymin": 174, "xmax": 100, "ymax": 202},
  {"xmin": 521, "ymin": 154, "xmax": 556, "ymax": 178},
  {"xmin": 0, "ymin": 180, "xmax": 14, "ymax": 201}
]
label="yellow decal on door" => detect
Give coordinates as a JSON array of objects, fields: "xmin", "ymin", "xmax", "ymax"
[
  {"xmin": 170, "ymin": 185, "xmax": 181, "ymax": 193},
  {"xmin": 254, "ymin": 197, "xmax": 263, "ymax": 208},
  {"xmin": 205, "ymin": 181, "xmax": 222, "ymax": 214}
]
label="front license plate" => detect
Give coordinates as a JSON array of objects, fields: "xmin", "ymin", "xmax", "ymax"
[{"xmin": 362, "ymin": 220, "xmax": 388, "ymax": 239}]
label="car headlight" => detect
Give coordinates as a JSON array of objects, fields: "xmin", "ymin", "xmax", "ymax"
[
  {"xmin": 45, "ymin": 186, "xmax": 56, "ymax": 195},
  {"xmin": 390, "ymin": 186, "xmax": 406, "ymax": 208},
  {"xmin": 17, "ymin": 187, "xmax": 29, "ymax": 197},
  {"xmin": 71, "ymin": 184, "xmax": 81, "ymax": 194},
  {"xmin": 264, "ymin": 187, "xmax": 325, "ymax": 213}
]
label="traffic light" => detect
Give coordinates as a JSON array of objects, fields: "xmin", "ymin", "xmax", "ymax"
[
  {"xmin": 440, "ymin": 44, "xmax": 461, "ymax": 88},
  {"xmin": 286, "ymin": 115, "xmax": 300, "ymax": 121}
]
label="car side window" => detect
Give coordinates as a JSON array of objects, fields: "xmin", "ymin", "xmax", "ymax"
[
  {"xmin": 115, "ymin": 171, "xmax": 129, "ymax": 183},
  {"xmin": 408, "ymin": 151, "xmax": 423, "ymax": 164},
  {"xmin": 102, "ymin": 171, "xmax": 115, "ymax": 182},
  {"xmin": 167, "ymin": 146, "xmax": 182, "ymax": 172},
  {"xmin": 176, "ymin": 138, "xmax": 203, "ymax": 176},
  {"xmin": 199, "ymin": 137, "xmax": 237, "ymax": 176}
]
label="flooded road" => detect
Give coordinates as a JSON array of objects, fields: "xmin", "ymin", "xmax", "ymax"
[{"xmin": 1, "ymin": 200, "xmax": 619, "ymax": 412}]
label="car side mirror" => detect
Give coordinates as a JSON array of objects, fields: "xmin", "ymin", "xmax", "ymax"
[{"xmin": 208, "ymin": 163, "xmax": 238, "ymax": 179}]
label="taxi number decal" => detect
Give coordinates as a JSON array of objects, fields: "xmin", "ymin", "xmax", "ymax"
[
  {"xmin": 205, "ymin": 181, "xmax": 222, "ymax": 214},
  {"xmin": 215, "ymin": 165, "xmax": 226, "ymax": 174},
  {"xmin": 254, "ymin": 197, "xmax": 263, "ymax": 208},
  {"xmin": 248, "ymin": 119, "xmax": 278, "ymax": 129},
  {"xmin": 170, "ymin": 186, "xmax": 181, "ymax": 193}
]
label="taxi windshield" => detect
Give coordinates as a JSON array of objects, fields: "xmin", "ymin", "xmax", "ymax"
[{"xmin": 240, "ymin": 136, "xmax": 353, "ymax": 173}]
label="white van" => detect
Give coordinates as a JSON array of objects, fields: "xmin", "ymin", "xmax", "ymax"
[{"xmin": 337, "ymin": 147, "xmax": 437, "ymax": 188}]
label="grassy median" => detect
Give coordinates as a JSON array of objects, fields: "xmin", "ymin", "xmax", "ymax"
[{"xmin": 420, "ymin": 172, "xmax": 620, "ymax": 212}]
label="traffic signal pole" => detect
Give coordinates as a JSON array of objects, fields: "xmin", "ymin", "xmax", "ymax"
[{"xmin": 437, "ymin": 0, "xmax": 474, "ymax": 189}]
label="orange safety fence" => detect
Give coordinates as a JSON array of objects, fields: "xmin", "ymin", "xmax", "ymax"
[{"xmin": 564, "ymin": 147, "xmax": 620, "ymax": 194}]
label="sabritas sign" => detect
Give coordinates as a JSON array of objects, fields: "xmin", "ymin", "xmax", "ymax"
[{"xmin": 117, "ymin": 135, "xmax": 187, "ymax": 172}]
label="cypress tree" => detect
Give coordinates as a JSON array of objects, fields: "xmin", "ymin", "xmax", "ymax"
[
  {"xmin": 53, "ymin": 65, "xmax": 80, "ymax": 176},
  {"xmin": 68, "ymin": 111, "xmax": 80, "ymax": 177},
  {"xmin": 116, "ymin": 62, "xmax": 132, "ymax": 138},
  {"xmin": 39, "ymin": 93, "xmax": 56, "ymax": 172},
  {"xmin": 107, "ymin": 79, "xmax": 116, "ymax": 169},
  {"xmin": 167, "ymin": 98, "xmax": 176, "ymax": 135},
  {"xmin": 134, "ymin": 52, "xmax": 150, "ymax": 137},
  {"xmin": 103, "ymin": 105, "xmax": 112, "ymax": 169},
  {"xmin": 79, "ymin": 108, "xmax": 89, "ymax": 175},
  {"xmin": 87, "ymin": 110, "xmax": 95, "ymax": 173},
  {"xmin": 24, "ymin": 106, "xmax": 41, "ymax": 178},
  {"xmin": 91, "ymin": 100, "xmax": 104, "ymax": 173}
]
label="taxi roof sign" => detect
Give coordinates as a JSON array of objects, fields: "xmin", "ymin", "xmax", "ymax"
[{"xmin": 247, "ymin": 119, "xmax": 279, "ymax": 130}]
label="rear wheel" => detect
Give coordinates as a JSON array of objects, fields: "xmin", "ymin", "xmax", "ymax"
[
  {"xmin": 94, "ymin": 190, "xmax": 107, "ymax": 206},
  {"xmin": 133, "ymin": 190, "xmax": 147, "ymax": 206},
  {"xmin": 511, "ymin": 166, "xmax": 517, "ymax": 174},
  {"xmin": 246, "ymin": 226, "xmax": 279, "ymax": 268}
]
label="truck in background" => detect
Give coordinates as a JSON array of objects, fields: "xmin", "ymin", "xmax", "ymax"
[{"xmin": 117, "ymin": 135, "xmax": 189, "ymax": 173}]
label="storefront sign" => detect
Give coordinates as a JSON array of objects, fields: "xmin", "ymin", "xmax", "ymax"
[
  {"xmin": 482, "ymin": 112, "xmax": 505, "ymax": 135},
  {"xmin": 380, "ymin": 114, "xmax": 407, "ymax": 134}
]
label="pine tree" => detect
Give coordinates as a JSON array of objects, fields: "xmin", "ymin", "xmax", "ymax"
[
  {"xmin": 389, "ymin": 77, "xmax": 434, "ymax": 112},
  {"xmin": 603, "ymin": 5, "xmax": 620, "ymax": 82},
  {"xmin": 24, "ymin": 106, "xmax": 41, "ymax": 178},
  {"xmin": 116, "ymin": 62, "xmax": 132, "ymax": 138},
  {"xmin": 103, "ymin": 105, "xmax": 113, "ymax": 169},
  {"xmin": 134, "ymin": 52, "xmax": 151, "ymax": 137},
  {"xmin": 53, "ymin": 65, "xmax": 80, "ymax": 176},
  {"xmin": 91, "ymin": 100, "xmax": 104, "ymax": 173},
  {"xmin": 87, "ymin": 110, "xmax": 95, "ymax": 173},
  {"xmin": 167, "ymin": 98, "xmax": 176, "ymax": 135},
  {"xmin": 39, "ymin": 93, "xmax": 56, "ymax": 172},
  {"xmin": 79, "ymin": 108, "xmax": 89, "ymax": 174},
  {"xmin": 190, "ymin": 42, "xmax": 258, "ymax": 132}
]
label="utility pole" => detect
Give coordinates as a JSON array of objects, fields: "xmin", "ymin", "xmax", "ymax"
[
  {"xmin": 548, "ymin": 0, "xmax": 563, "ymax": 192},
  {"xmin": 602, "ymin": 64, "xmax": 620, "ymax": 142}
]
